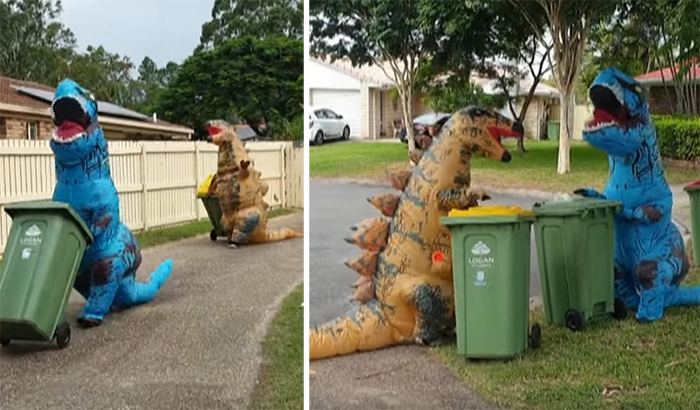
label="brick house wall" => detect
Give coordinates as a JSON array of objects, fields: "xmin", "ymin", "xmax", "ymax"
[
  {"xmin": 0, "ymin": 116, "xmax": 53, "ymax": 140},
  {"xmin": 648, "ymin": 85, "xmax": 700, "ymax": 115}
]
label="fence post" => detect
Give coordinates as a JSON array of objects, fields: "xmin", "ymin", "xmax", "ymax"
[
  {"xmin": 140, "ymin": 144, "xmax": 148, "ymax": 230},
  {"xmin": 280, "ymin": 143, "xmax": 287, "ymax": 208},
  {"xmin": 194, "ymin": 141, "xmax": 201, "ymax": 220}
]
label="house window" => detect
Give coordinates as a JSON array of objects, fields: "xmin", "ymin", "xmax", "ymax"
[{"xmin": 27, "ymin": 121, "xmax": 38, "ymax": 140}]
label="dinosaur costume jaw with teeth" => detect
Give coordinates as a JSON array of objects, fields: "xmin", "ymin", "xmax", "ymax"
[
  {"xmin": 310, "ymin": 107, "xmax": 522, "ymax": 360},
  {"xmin": 50, "ymin": 79, "xmax": 173, "ymax": 327},
  {"xmin": 205, "ymin": 120, "xmax": 302, "ymax": 247},
  {"xmin": 578, "ymin": 67, "xmax": 699, "ymax": 322}
]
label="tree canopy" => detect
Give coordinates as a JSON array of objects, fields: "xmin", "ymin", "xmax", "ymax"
[
  {"xmin": 199, "ymin": 0, "xmax": 303, "ymax": 49},
  {"xmin": 158, "ymin": 36, "xmax": 303, "ymax": 139}
]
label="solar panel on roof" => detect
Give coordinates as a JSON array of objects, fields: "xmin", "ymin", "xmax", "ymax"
[
  {"xmin": 12, "ymin": 85, "xmax": 151, "ymax": 121},
  {"xmin": 236, "ymin": 126, "xmax": 259, "ymax": 140}
]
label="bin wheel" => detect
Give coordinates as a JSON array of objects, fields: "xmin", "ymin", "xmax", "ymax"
[
  {"xmin": 55, "ymin": 321, "xmax": 71, "ymax": 349},
  {"xmin": 528, "ymin": 323, "xmax": 541, "ymax": 349},
  {"xmin": 210, "ymin": 229, "xmax": 217, "ymax": 241},
  {"xmin": 612, "ymin": 298, "xmax": 628, "ymax": 320},
  {"xmin": 565, "ymin": 309, "xmax": 584, "ymax": 332},
  {"xmin": 0, "ymin": 338, "xmax": 10, "ymax": 347}
]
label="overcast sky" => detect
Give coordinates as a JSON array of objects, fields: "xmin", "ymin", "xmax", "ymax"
[{"xmin": 60, "ymin": 0, "xmax": 214, "ymax": 68}]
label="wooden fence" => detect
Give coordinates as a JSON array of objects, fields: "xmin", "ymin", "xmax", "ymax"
[{"xmin": 0, "ymin": 139, "xmax": 304, "ymax": 255}]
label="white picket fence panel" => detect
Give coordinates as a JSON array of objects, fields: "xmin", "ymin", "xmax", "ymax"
[{"xmin": 0, "ymin": 139, "xmax": 304, "ymax": 255}]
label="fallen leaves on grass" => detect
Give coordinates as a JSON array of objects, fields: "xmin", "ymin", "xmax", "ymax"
[{"xmin": 602, "ymin": 384, "xmax": 623, "ymax": 399}]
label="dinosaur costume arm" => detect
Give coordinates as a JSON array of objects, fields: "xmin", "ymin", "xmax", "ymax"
[{"xmin": 437, "ymin": 188, "xmax": 490, "ymax": 211}]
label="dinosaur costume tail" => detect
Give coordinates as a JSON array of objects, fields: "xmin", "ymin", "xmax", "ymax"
[
  {"xmin": 667, "ymin": 285, "xmax": 700, "ymax": 306},
  {"xmin": 114, "ymin": 259, "xmax": 174, "ymax": 307},
  {"xmin": 310, "ymin": 301, "xmax": 402, "ymax": 360},
  {"xmin": 260, "ymin": 228, "xmax": 303, "ymax": 243}
]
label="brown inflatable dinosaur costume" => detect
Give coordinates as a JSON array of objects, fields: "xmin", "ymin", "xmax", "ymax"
[
  {"xmin": 309, "ymin": 107, "xmax": 523, "ymax": 360},
  {"xmin": 205, "ymin": 120, "xmax": 302, "ymax": 249}
]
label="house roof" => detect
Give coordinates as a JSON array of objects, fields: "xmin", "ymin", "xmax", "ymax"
[
  {"xmin": 635, "ymin": 66, "xmax": 700, "ymax": 86},
  {"xmin": 311, "ymin": 57, "xmax": 396, "ymax": 88},
  {"xmin": 472, "ymin": 76, "xmax": 560, "ymax": 98},
  {"xmin": 0, "ymin": 75, "xmax": 194, "ymax": 135},
  {"xmin": 312, "ymin": 57, "xmax": 559, "ymax": 98}
]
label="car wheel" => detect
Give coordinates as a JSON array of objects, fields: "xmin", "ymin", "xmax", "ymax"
[
  {"xmin": 314, "ymin": 131, "xmax": 324, "ymax": 146},
  {"xmin": 342, "ymin": 126, "xmax": 350, "ymax": 140}
]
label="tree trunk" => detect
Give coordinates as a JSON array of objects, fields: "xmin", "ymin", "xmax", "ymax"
[
  {"xmin": 400, "ymin": 87, "xmax": 416, "ymax": 152},
  {"xmin": 557, "ymin": 88, "xmax": 574, "ymax": 174}
]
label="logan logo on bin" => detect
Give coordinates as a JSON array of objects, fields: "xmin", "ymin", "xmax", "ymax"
[
  {"xmin": 469, "ymin": 241, "xmax": 494, "ymax": 267},
  {"xmin": 471, "ymin": 241, "xmax": 491, "ymax": 255},
  {"xmin": 20, "ymin": 224, "xmax": 43, "ymax": 246}
]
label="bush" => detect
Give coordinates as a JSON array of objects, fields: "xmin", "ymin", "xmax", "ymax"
[{"xmin": 653, "ymin": 115, "xmax": 700, "ymax": 161}]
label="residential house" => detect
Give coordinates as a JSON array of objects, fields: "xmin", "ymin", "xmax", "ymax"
[
  {"xmin": 307, "ymin": 57, "xmax": 432, "ymax": 140},
  {"xmin": 307, "ymin": 57, "xmax": 560, "ymax": 141},
  {"xmin": 635, "ymin": 66, "xmax": 700, "ymax": 115},
  {"xmin": 474, "ymin": 77, "xmax": 560, "ymax": 140},
  {"xmin": 0, "ymin": 76, "xmax": 193, "ymax": 141}
]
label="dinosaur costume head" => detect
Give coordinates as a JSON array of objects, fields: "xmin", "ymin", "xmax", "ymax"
[
  {"xmin": 410, "ymin": 107, "xmax": 521, "ymax": 165},
  {"xmin": 445, "ymin": 106, "xmax": 521, "ymax": 162},
  {"xmin": 585, "ymin": 67, "xmax": 650, "ymax": 144},
  {"xmin": 50, "ymin": 79, "xmax": 103, "ymax": 166},
  {"xmin": 205, "ymin": 119, "xmax": 250, "ymax": 175}
]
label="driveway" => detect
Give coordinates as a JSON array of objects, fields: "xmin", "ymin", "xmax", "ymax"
[
  {"xmin": 0, "ymin": 213, "xmax": 304, "ymax": 410},
  {"xmin": 309, "ymin": 180, "xmax": 540, "ymax": 410}
]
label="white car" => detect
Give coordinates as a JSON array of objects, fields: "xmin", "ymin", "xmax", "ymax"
[{"xmin": 308, "ymin": 107, "xmax": 351, "ymax": 145}]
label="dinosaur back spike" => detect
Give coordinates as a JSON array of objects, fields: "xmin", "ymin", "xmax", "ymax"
[
  {"xmin": 386, "ymin": 169, "xmax": 411, "ymax": 191},
  {"xmin": 367, "ymin": 193, "xmax": 400, "ymax": 217},
  {"xmin": 344, "ymin": 217, "xmax": 389, "ymax": 252},
  {"xmin": 351, "ymin": 276, "xmax": 374, "ymax": 303},
  {"xmin": 344, "ymin": 251, "xmax": 378, "ymax": 277}
]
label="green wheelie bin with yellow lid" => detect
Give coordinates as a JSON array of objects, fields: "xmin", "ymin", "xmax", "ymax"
[{"xmin": 441, "ymin": 205, "xmax": 541, "ymax": 359}]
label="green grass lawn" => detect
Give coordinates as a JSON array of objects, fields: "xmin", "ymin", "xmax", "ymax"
[
  {"xmin": 251, "ymin": 284, "xmax": 304, "ymax": 410},
  {"xmin": 432, "ymin": 268, "xmax": 700, "ymax": 410},
  {"xmin": 310, "ymin": 140, "xmax": 698, "ymax": 193},
  {"xmin": 134, "ymin": 207, "xmax": 296, "ymax": 249}
]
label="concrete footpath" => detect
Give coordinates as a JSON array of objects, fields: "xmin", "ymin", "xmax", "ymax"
[{"xmin": 0, "ymin": 213, "xmax": 304, "ymax": 410}]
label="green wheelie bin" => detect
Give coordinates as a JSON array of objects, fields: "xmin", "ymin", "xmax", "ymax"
[
  {"xmin": 683, "ymin": 180, "xmax": 700, "ymax": 267},
  {"xmin": 197, "ymin": 174, "xmax": 228, "ymax": 241},
  {"xmin": 0, "ymin": 200, "xmax": 93, "ymax": 349},
  {"xmin": 441, "ymin": 205, "xmax": 541, "ymax": 359},
  {"xmin": 532, "ymin": 197, "xmax": 627, "ymax": 332}
]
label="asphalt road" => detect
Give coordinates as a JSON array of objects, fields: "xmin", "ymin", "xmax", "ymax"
[
  {"xmin": 0, "ymin": 213, "xmax": 304, "ymax": 410},
  {"xmin": 309, "ymin": 180, "xmax": 540, "ymax": 410},
  {"xmin": 309, "ymin": 180, "xmax": 541, "ymax": 327}
]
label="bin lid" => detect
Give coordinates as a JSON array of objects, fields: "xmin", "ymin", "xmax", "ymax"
[
  {"xmin": 197, "ymin": 174, "xmax": 216, "ymax": 197},
  {"xmin": 532, "ymin": 196, "xmax": 621, "ymax": 217},
  {"xmin": 683, "ymin": 179, "xmax": 700, "ymax": 192},
  {"xmin": 4, "ymin": 200, "xmax": 93, "ymax": 244},
  {"xmin": 441, "ymin": 205, "xmax": 535, "ymax": 225}
]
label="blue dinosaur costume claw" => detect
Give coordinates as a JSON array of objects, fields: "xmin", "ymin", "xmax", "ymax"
[
  {"xmin": 578, "ymin": 67, "xmax": 700, "ymax": 321},
  {"xmin": 50, "ymin": 79, "xmax": 174, "ymax": 326}
]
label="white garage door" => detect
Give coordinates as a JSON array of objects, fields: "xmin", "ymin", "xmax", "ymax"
[{"xmin": 311, "ymin": 89, "xmax": 361, "ymax": 138}]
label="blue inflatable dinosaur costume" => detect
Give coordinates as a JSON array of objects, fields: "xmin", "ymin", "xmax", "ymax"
[
  {"xmin": 576, "ymin": 67, "xmax": 700, "ymax": 322},
  {"xmin": 50, "ymin": 79, "xmax": 173, "ymax": 327}
]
